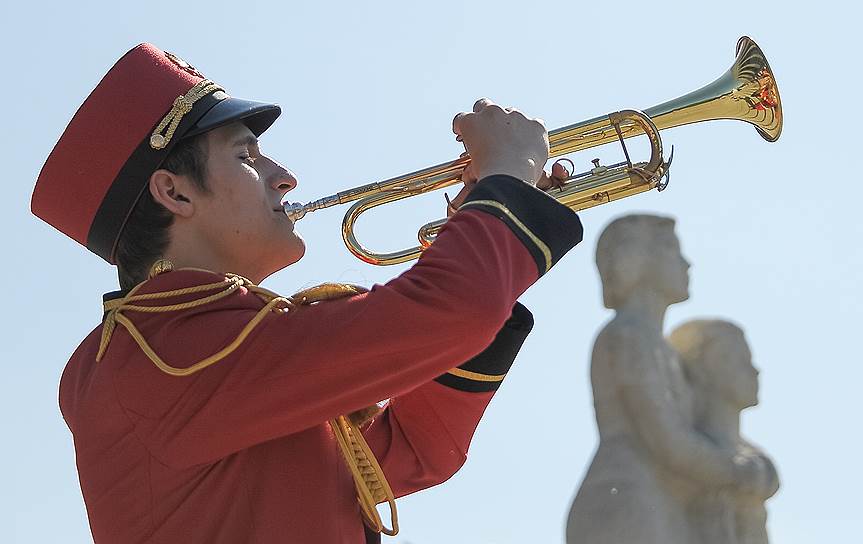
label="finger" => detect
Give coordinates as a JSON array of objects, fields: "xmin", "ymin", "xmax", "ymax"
[
  {"xmin": 447, "ymin": 184, "xmax": 475, "ymax": 217},
  {"xmin": 473, "ymin": 97, "xmax": 494, "ymax": 113},
  {"xmin": 536, "ymin": 170, "xmax": 566, "ymax": 191},
  {"xmin": 508, "ymin": 109, "xmax": 540, "ymax": 129},
  {"xmin": 460, "ymin": 162, "xmax": 478, "ymax": 185},
  {"xmin": 479, "ymin": 103, "xmax": 506, "ymax": 117},
  {"xmin": 452, "ymin": 111, "xmax": 470, "ymax": 140},
  {"xmin": 551, "ymin": 160, "xmax": 570, "ymax": 180},
  {"xmin": 536, "ymin": 172, "xmax": 553, "ymax": 190}
]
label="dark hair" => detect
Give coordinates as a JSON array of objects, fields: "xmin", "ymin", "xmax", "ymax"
[{"xmin": 115, "ymin": 134, "xmax": 209, "ymax": 290}]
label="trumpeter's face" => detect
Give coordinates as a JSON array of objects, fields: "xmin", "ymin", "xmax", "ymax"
[{"xmin": 192, "ymin": 122, "xmax": 304, "ymax": 279}]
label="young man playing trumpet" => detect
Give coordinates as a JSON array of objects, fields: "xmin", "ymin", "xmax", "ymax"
[{"xmin": 32, "ymin": 44, "xmax": 582, "ymax": 543}]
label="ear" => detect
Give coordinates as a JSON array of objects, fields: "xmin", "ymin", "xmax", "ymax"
[{"xmin": 149, "ymin": 169, "xmax": 195, "ymax": 218}]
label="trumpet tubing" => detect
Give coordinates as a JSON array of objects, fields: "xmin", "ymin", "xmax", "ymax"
[{"xmin": 282, "ymin": 36, "xmax": 782, "ymax": 266}]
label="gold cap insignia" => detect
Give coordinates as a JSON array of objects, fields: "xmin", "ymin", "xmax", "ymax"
[{"xmin": 164, "ymin": 51, "xmax": 205, "ymax": 79}]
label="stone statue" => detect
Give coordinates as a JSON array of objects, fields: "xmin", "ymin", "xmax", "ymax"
[
  {"xmin": 566, "ymin": 215, "xmax": 777, "ymax": 544},
  {"xmin": 668, "ymin": 320, "xmax": 779, "ymax": 544}
]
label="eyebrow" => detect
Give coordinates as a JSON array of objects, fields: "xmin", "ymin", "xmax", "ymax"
[{"xmin": 232, "ymin": 135, "xmax": 259, "ymax": 148}]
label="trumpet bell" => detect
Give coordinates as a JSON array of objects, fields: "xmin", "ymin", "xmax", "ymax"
[
  {"xmin": 646, "ymin": 35, "xmax": 782, "ymax": 142},
  {"xmin": 547, "ymin": 36, "xmax": 781, "ymax": 158}
]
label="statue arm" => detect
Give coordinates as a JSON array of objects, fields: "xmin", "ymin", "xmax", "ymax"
[
  {"xmin": 618, "ymin": 385, "xmax": 741, "ymax": 486},
  {"xmin": 608, "ymin": 329, "xmax": 746, "ymax": 487}
]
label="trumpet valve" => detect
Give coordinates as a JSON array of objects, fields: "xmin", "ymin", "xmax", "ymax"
[{"xmin": 590, "ymin": 158, "xmax": 608, "ymax": 175}]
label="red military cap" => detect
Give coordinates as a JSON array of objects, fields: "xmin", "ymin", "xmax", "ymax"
[{"xmin": 32, "ymin": 43, "xmax": 281, "ymax": 263}]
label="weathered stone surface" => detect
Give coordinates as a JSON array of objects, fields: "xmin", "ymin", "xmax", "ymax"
[{"xmin": 566, "ymin": 215, "xmax": 778, "ymax": 544}]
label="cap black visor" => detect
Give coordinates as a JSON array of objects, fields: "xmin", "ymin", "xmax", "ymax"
[{"xmin": 184, "ymin": 95, "xmax": 281, "ymax": 139}]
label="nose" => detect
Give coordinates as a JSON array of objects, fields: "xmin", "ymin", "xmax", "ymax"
[
  {"xmin": 274, "ymin": 168, "xmax": 298, "ymax": 194},
  {"xmin": 262, "ymin": 156, "xmax": 298, "ymax": 194}
]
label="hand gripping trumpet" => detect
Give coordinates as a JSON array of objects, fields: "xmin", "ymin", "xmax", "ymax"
[{"xmin": 283, "ymin": 36, "xmax": 782, "ymax": 266}]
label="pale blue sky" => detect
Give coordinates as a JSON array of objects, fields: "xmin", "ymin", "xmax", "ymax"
[{"xmin": 2, "ymin": 1, "xmax": 860, "ymax": 542}]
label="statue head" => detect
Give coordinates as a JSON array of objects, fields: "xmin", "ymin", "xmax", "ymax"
[
  {"xmin": 669, "ymin": 319, "xmax": 760, "ymax": 411},
  {"xmin": 595, "ymin": 214, "xmax": 690, "ymax": 310}
]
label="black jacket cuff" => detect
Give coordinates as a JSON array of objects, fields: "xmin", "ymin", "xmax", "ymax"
[
  {"xmin": 435, "ymin": 303, "xmax": 534, "ymax": 392},
  {"xmin": 458, "ymin": 174, "xmax": 583, "ymax": 276}
]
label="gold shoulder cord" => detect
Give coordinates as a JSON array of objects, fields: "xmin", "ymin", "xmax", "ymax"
[{"xmin": 98, "ymin": 261, "xmax": 399, "ymax": 536}]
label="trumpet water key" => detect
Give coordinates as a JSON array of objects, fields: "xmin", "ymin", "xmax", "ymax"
[{"xmin": 282, "ymin": 36, "xmax": 782, "ymax": 266}]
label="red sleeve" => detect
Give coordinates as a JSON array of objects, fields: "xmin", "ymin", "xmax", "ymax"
[
  {"xmin": 363, "ymin": 303, "xmax": 535, "ymax": 498},
  {"xmin": 365, "ymin": 383, "xmax": 497, "ymax": 498},
  {"xmin": 109, "ymin": 176, "xmax": 582, "ymax": 468}
]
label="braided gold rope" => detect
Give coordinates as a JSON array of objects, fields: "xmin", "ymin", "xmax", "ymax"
[
  {"xmin": 97, "ymin": 266, "xmax": 398, "ymax": 535},
  {"xmin": 150, "ymin": 79, "xmax": 223, "ymax": 150},
  {"xmin": 96, "ymin": 273, "xmax": 294, "ymax": 373},
  {"xmin": 331, "ymin": 415, "xmax": 399, "ymax": 536}
]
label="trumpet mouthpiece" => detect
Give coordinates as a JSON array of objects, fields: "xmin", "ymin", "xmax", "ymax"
[{"xmin": 282, "ymin": 202, "xmax": 307, "ymax": 222}]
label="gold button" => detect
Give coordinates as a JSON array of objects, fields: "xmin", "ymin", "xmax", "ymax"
[
  {"xmin": 150, "ymin": 133, "xmax": 167, "ymax": 149},
  {"xmin": 148, "ymin": 259, "xmax": 174, "ymax": 278}
]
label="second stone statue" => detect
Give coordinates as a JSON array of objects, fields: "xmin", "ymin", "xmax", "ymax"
[{"xmin": 566, "ymin": 214, "xmax": 778, "ymax": 544}]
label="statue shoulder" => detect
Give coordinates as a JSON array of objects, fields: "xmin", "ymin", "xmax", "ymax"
[
  {"xmin": 592, "ymin": 317, "xmax": 668, "ymax": 384},
  {"xmin": 595, "ymin": 316, "xmax": 657, "ymax": 351}
]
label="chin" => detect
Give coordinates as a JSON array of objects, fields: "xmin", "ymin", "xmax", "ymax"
[
  {"xmin": 672, "ymin": 288, "xmax": 690, "ymax": 304},
  {"xmin": 254, "ymin": 237, "xmax": 305, "ymax": 280},
  {"xmin": 279, "ymin": 237, "xmax": 307, "ymax": 268},
  {"xmin": 290, "ymin": 237, "xmax": 306, "ymax": 261},
  {"xmin": 740, "ymin": 389, "xmax": 759, "ymax": 409}
]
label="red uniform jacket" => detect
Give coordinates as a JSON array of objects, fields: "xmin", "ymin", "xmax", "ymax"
[{"xmin": 60, "ymin": 175, "xmax": 583, "ymax": 543}]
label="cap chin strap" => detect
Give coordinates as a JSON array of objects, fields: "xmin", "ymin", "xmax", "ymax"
[{"xmin": 98, "ymin": 261, "xmax": 399, "ymax": 536}]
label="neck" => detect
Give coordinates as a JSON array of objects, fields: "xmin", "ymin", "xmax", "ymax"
[
  {"xmin": 698, "ymin": 395, "xmax": 741, "ymax": 447},
  {"xmin": 614, "ymin": 290, "xmax": 670, "ymax": 334},
  {"xmin": 161, "ymin": 237, "xmax": 268, "ymax": 284}
]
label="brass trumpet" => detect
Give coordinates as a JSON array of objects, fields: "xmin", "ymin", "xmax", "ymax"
[{"xmin": 282, "ymin": 36, "xmax": 782, "ymax": 266}]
